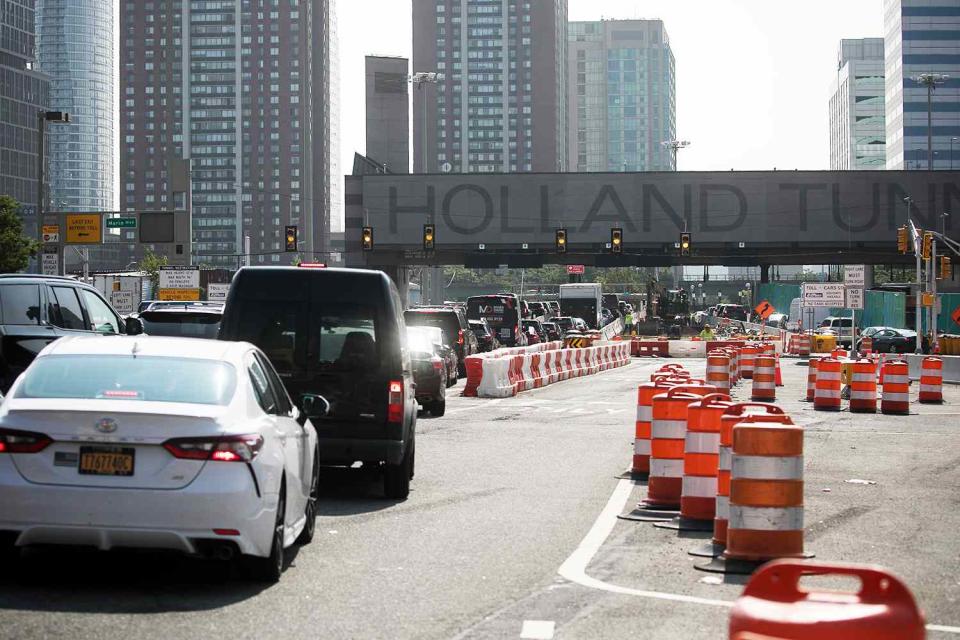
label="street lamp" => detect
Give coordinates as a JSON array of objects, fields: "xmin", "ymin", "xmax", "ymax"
[
  {"xmin": 914, "ymin": 73, "xmax": 949, "ymax": 170},
  {"xmin": 36, "ymin": 110, "xmax": 70, "ymax": 251},
  {"xmin": 661, "ymin": 140, "xmax": 691, "ymax": 171},
  {"xmin": 411, "ymin": 72, "xmax": 444, "ymax": 174}
]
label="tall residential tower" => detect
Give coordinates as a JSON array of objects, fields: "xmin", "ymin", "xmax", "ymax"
[
  {"xmin": 412, "ymin": 0, "xmax": 567, "ymax": 174},
  {"xmin": 829, "ymin": 38, "xmax": 886, "ymax": 170},
  {"xmin": 568, "ymin": 19, "xmax": 676, "ymax": 172}
]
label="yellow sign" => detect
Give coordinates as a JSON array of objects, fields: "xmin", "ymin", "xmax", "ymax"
[
  {"xmin": 921, "ymin": 292, "xmax": 936, "ymax": 307},
  {"xmin": 158, "ymin": 288, "xmax": 201, "ymax": 301},
  {"xmin": 65, "ymin": 214, "xmax": 102, "ymax": 244}
]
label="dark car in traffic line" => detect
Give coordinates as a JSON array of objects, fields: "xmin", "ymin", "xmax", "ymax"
[
  {"xmin": 469, "ymin": 319, "xmax": 500, "ymax": 352},
  {"xmin": 0, "ymin": 274, "xmax": 140, "ymax": 394},
  {"xmin": 541, "ymin": 321, "xmax": 561, "ymax": 342},
  {"xmin": 404, "ymin": 306, "xmax": 478, "ymax": 378},
  {"xmin": 406, "ymin": 326, "xmax": 454, "ymax": 416},
  {"xmin": 522, "ymin": 319, "xmax": 547, "ymax": 344},
  {"xmin": 219, "ymin": 266, "xmax": 417, "ymax": 500},
  {"xmin": 857, "ymin": 327, "xmax": 929, "ymax": 354}
]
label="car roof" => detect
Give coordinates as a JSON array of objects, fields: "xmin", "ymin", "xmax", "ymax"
[
  {"xmin": 0, "ymin": 274, "xmax": 95, "ymax": 289},
  {"xmin": 42, "ymin": 335, "xmax": 249, "ymax": 361}
]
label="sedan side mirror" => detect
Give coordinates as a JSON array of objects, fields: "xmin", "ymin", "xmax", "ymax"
[
  {"xmin": 301, "ymin": 394, "xmax": 330, "ymax": 420},
  {"xmin": 125, "ymin": 317, "xmax": 144, "ymax": 335}
]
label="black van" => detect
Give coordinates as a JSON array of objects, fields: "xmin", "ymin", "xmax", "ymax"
[{"xmin": 219, "ymin": 266, "xmax": 417, "ymax": 499}]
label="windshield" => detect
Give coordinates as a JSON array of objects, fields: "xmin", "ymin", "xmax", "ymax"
[
  {"xmin": 16, "ymin": 355, "xmax": 236, "ymax": 405},
  {"xmin": 407, "ymin": 327, "xmax": 442, "ymax": 354},
  {"xmin": 139, "ymin": 312, "xmax": 221, "ymax": 339}
]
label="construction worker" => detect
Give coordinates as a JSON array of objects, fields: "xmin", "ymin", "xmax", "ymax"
[
  {"xmin": 699, "ymin": 324, "xmax": 716, "ymax": 340},
  {"xmin": 624, "ymin": 310, "xmax": 634, "ymax": 336}
]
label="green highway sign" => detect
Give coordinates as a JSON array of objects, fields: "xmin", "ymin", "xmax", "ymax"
[{"xmin": 106, "ymin": 217, "xmax": 137, "ymax": 229}]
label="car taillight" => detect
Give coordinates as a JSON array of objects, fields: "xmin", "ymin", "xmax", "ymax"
[
  {"xmin": 431, "ymin": 357, "xmax": 443, "ymax": 371},
  {"xmin": 0, "ymin": 428, "xmax": 52, "ymax": 454},
  {"xmin": 458, "ymin": 329, "xmax": 464, "ymax": 345},
  {"xmin": 163, "ymin": 435, "xmax": 264, "ymax": 462},
  {"xmin": 388, "ymin": 379, "xmax": 404, "ymax": 424}
]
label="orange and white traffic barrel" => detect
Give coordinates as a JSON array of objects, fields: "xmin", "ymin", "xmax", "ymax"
[
  {"xmin": 717, "ymin": 420, "xmax": 805, "ymax": 572},
  {"xmin": 796, "ymin": 334, "xmax": 811, "ymax": 358},
  {"xmin": 861, "ymin": 336, "xmax": 874, "ymax": 355},
  {"xmin": 919, "ymin": 357, "xmax": 943, "ymax": 404},
  {"xmin": 849, "ymin": 359, "xmax": 878, "ymax": 413},
  {"xmin": 632, "ymin": 380, "xmax": 676, "ymax": 477},
  {"xmin": 813, "ymin": 358, "xmax": 842, "ymax": 411},
  {"xmin": 740, "ymin": 345, "xmax": 758, "ymax": 380},
  {"xmin": 805, "ymin": 358, "xmax": 820, "ymax": 402},
  {"xmin": 831, "ymin": 347, "xmax": 848, "ymax": 360},
  {"xmin": 881, "ymin": 360, "xmax": 910, "ymax": 415},
  {"xmin": 692, "ymin": 403, "xmax": 792, "ymax": 559},
  {"xmin": 645, "ymin": 387, "xmax": 714, "ymax": 509},
  {"xmin": 751, "ymin": 355, "xmax": 777, "ymax": 401},
  {"xmin": 706, "ymin": 352, "xmax": 731, "ymax": 394},
  {"xmin": 727, "ymin": 348, "xmax": 740, "ymax": 386}
]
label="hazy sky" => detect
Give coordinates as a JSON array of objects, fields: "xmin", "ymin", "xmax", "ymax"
[{"xmin": 337, "ymin": 0, "xmax": 885, "ymax": 174}]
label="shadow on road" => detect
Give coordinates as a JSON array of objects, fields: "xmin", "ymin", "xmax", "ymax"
[{"xmin": 317, "ymin": 465, "xmax": 406, "ymax": 517}]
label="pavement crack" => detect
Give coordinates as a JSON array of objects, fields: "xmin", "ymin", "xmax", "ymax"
[{"xmin": 805, "ymin": 505, "xmax": 876, "ymax": 542}]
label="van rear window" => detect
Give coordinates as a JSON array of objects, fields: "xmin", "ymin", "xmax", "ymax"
[{"xmin": 317, "ymin": 305, "xmax": 378, "ymax": 370}]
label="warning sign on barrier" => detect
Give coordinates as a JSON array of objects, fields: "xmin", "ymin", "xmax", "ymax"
[
  {"xmin": 754, "ymin": 300, "xmax": 775, "ymax": 320},
  {"xmin": 951, "ymin": 306, "xmax": 960, "ymax": 326}
]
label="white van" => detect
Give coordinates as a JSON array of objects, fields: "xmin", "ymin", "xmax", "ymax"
[
  {"xmin": 787, "ymin": 298, "xmax": 831, "ymax": 333},
  {"xmin": 818, "ymin": 316, "xmax": 856, "ymax": 347}
]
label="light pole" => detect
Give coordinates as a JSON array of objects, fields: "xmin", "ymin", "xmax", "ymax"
[
  {"xmin": 411, "ymin": 72, "xmax": 444, "ymax": 174},
  {"xmin": 952, "ymin": 137, "xmax": 958, "ymax": 170},
  {"xmin": 36, "ymin": 110, "xmax": 70, "ymax": 269},
  {"xmin": 661, "ymin": 140, "xmax": 691, "ymax": 171},
  {"xmin": 915, "ymin": 73, "xmax": 948, "ymax": 170}
]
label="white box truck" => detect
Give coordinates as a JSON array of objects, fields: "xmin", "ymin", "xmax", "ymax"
[{"xmin": 559, "ymin": 283, "xmax": 602, "ymax": 330}]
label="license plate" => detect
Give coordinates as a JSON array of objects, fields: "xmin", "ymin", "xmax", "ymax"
[{"xmin": 78, "ymin": 446, "xmax": 135, "ymax": 476}]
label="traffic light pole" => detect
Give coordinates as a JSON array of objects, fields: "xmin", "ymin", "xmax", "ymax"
[
  {"xmin": 911, "ymin": 221, "xmax": 922, "ymax": 354},
  {"xmin": 931, "ymin": 240, "xmax": 938, "ymax": 352}
]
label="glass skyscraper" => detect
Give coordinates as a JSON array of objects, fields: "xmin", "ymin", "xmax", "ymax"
[
  {"xmin": 412, "ymin": 0, "xmax": 567, "ymax": 174},
  {"xmin": 884, "ymin": 0, "xmax": 960, "ymax": 170},
  {"xmin": 37, "ymin": 0, "xmax": 116, "ymax": 214},
  {"xmin": 567, "ymin": 19, "xmax": 676, "ymax": 172},
  {"xmin": 829, "ymin": 38, "xmax": 886, "ymax": 170}
]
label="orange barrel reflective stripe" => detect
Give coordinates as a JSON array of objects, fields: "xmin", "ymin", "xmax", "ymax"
[
  {"xmin": 796, "ymin": 334, "xmax": 811, "ymax": 358},
  {"xmin": 727, "ymin": 348, "xmax": 739, "ymax": 386},
  {"xmin": 751, "ymin": 355, "xmax": 777, "ymax": 401},
  {"xmin": 881, "ymin": 360, "xmax": 910, "ymax": 415},
  {"xmin": 713, "ymin": 404, "xmax": 791, "ymax": 549},
  {"xmin": 706, "ymin": 352, "xmax": 731, "ymax": 393},
  {"xmin": 680, "ymin": 394, "xmax": 733, "ymax": 522},
  {"xmin": 633, "ymin": 380, "xmax": 677, "ymax": 476},
  {"xmin": 813, "ymin": 358, "xmax": 842, "ymax": 411},
  {"xmin": 645, "ymin": 384, "xmax": 716, "ymax": 508},
  {"xmin": 849, "ymin": 359, "xmax": 878, "ymax": 413},
  {"xmin": 760, "ymin": 343, "xmax": 776, "ymax": 356},
  {"xmin": 740, "ymin": 345, "xmax": 758, "ymax": 379},
  {"xmin": 919, "ymin": 357, "xmax": 943, "ymax": 404},
  {"xmin": 805, "ymin": 358, "xmax": 819, "ymax": 402},
  {"xmin": 724, "ymin": 421, "xmax": 805, "ymax": 564}
]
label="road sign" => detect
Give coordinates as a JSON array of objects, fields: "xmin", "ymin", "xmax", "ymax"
[
  {"xmin": 207, "ymin": 283, "xmax": 230, "ymax": 301},
  {"xmin": 65, "ymin": 213, "xmax": 102, "ymax": 244},
  {"xmin": 846, "ymin": 286, "xmax": 864, "ymax": 310},
  {"xmin": 41, "ymin": 252, "xmax": 58, "ymax": 276},
  {"xmin": 566, "ymin": 265, "xmax": 585, "ymax": 275},
  {"xmin": 106, "ymin": 217, "xmax": 137, "ymax": 229},
  {"xmin": 42, "ymin": 225, "xmax": 60, "ymax": 243},
  {"xmin": 159, "ymin": 266, "xmax": 200, "ymax": 289},
  {"xmin": 754, "ymin": 300, "xmax": 775, "ymax": 320},
  {"xmin": 110, "ymin": 291, "xmax": 134, "ymax": 315},
  {"xmin": 844, "ymin": 264, "xmax": 865, "ymax": 286},
  {"xmin": 802, "ymin": 282, "xmax": 846, "ymax": 308},
  {"xmin": 952, "ymin": 306, "xmax": 960, "ymax": 326},
  {"xmin": 158, "ymin": 288, "xmax": 200, "ymax": 302}
]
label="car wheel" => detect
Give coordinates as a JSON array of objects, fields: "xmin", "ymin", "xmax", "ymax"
[
  {"xmin": 247, "ymin": 485, "xmax": 285, "ymax": 583},
  {"xmin": 295, "ymin": 451, "xmax": 319, "ymax": 546},
  {"xmin": 383, "ymin": 445, "xmax": 412, "ymax": 500},
  {"xmin": 431, "ymin": 395, "xmax": 446, "ymax": 417}
]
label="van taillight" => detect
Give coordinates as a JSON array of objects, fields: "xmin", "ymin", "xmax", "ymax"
[
  {"xmin": 388, "ymin": 380, "xmax": 404, "ymax": 423},
  {"xmin": 458, "ymin": 329, "xmax": 464, "ymax": 345}
]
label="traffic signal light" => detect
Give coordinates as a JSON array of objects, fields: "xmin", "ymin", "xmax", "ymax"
[
  {"xmin": 922, "ymin": 231, "xmax": 933, "ymax": 261},
  {"xmin": 610, "ymin": 228, "xmax": 623, "ymax": 254},
  {"xmin": 556, "ymin": 228, "xmax": 567, "ymax": 254},
  {"xmin": 361, "ymin": 226, "xmax": 373, "ymax": 251},
  {"xmin": 284, "ymin": 225, "xmax": 297, "ymax": 252},
  {"xmin": 423, "ymin": 224, "xmax": 435, "ymax": 251},
  {"xmin": 680, "ymin": 232, "xmax": 691, "ymax": 256},
  {"xmin": 897, "ymin": 226, "xmax": 909, "ymax": 254},
  {"xmin": 941, "ymin": 255, "xmax": 952, "ymax": 280}
]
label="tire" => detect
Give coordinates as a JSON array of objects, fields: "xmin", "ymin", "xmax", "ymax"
[
  {"xmin": 408, "ymin": 432, "xmax": 416, "ymax": 480},
  {"xmin": 247, "ymin": 486, "xmax": 285, "ymax": 583},
  {"xmin": 295, "ymin": 451, "xmax": 319, "ymax": 546},
  {"xmin": 430, "ymin": 396, "xmax": 446, "ymax": 417},
  {"xmin": 383, "ymin": 444, "xmax": 412, "ymax": 500}
]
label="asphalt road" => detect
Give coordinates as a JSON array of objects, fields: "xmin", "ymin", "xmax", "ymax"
[{"xmin": 1, "ymin": 358, "xmax": 958, "ymax": 640}]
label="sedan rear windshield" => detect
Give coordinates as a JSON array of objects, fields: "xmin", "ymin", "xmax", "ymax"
[
  {"xmin": 140, "ymin": 311, "xmax": 222, "ymax": 339},
  {"xmin": 16, "ymin": 355, "xmax": 236, "ymax": 405}
]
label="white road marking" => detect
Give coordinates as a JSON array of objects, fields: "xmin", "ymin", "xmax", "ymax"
[
  {"xmin": 557, "ymin": 478, "xmax": 960, "ymax": 635},
  {"xmin": 520, "ymin": 620, "xmax": 555, "ymax": 639}
]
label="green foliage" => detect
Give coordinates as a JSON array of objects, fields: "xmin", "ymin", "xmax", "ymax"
[
  {"xmin": 0, "ymin": 195, "xmax": 39, "ymax": 273},
  {"xmin": 140, "ymin": 248, "xmax": 169, "ymax": 292}
]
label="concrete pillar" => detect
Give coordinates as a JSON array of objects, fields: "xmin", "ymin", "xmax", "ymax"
[{"xmin": 760, "ymin": 264, "xmax": 771, "ymax": 283}]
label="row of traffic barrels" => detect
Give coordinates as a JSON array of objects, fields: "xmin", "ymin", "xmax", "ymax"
[{"xmin": 808, "ymin": 355, "xmax": 944, "ymax": 413}]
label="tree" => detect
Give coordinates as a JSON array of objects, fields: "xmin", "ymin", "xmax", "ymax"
[
  {"xmin": 140, "ymin": 248, "xmax": 169, "ymax": 294},
  {"xmin": 0, "ymin": 196, "xmax": 39, "ymax": 273}
]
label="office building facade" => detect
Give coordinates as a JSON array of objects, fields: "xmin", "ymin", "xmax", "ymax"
[
  {"xmin": 568, "ymin": 19, "xmax": 676, "ymax": 172},
  {"xmin": 829, "ymin": 38, "xmax": 886, "ymax": 170},
  {"xmin": 121, "ymin": 0, "xmax": 337, "ymax": 267},
  {"xmin": 412, "ymin": 0, "xmax": 567, "ymax": 174},
  {"xmin": 884, "ymin": 0, "xmax": 960, "ymax": 170},
  {"xmin": 1, "ymin": 0, "xmax": 50, "ymax": 233},
  {"xmin": 365, "ymin": 55, "xmax": 409, "ymax": 174}
]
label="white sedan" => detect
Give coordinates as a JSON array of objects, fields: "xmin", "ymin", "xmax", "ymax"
[{"xmin": 0, "ymin": 335, "xmax": 323, "ymax": 582}]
